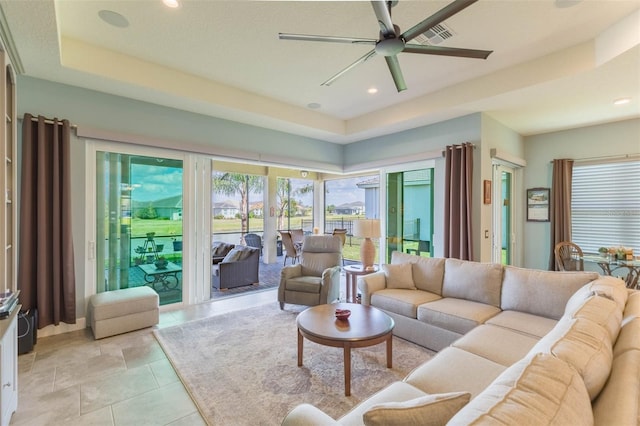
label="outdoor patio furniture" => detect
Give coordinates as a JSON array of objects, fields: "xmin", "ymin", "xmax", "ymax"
[
  {"xmin": 279, "ymin": 231, "xmax": 301, "ymax": 265},
  {"xmin": 332, "ymin": 228, "xmax": 347, "ymax": 266},
  {"xmin": 212, "ymin": 241, "xmax": 236, "ymax": 265},
  {"xmin": 244, "ymin": 233, "xmax": 263, "ymax": 256},
  {"xmin": 213, "ymin": 245, "xmax": 260, "ymax": 290}
]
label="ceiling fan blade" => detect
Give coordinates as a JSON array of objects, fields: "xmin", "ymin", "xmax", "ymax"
[
  {"xmin": 322, "ymin": 49, "xmax": 377, "ymax": 87},
  {"xmin": 403, "ymin": 44, "xmax": 492, "ymax": 59},
  {"xmin": 370, "ymin": 1, "xmax": 396, "ymax": 38},
  {"xmin": 279, "ymin": 33, "xmax": 377, "ymax": 45},
  {"xmin": 385, "ymin": 55, "xmax": 407, "ymax": 92},
  {"xmin": 401, "ymin": 0, "xmax": 479, "ymax": 43}
]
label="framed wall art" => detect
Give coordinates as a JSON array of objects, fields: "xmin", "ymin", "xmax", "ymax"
[{"xmin": 526, "ymin": 187, "xmax": 550, "ymax": 222}]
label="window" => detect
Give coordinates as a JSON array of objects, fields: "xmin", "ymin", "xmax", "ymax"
[
  {"xmin": 276, "ymin": 177, "xmax": 313, "ymax": 231},
  {"xmin": 212, "ymin": 172, "xmax": 264, "ymax": 242},
  {"xmin": 324, "ymin": 174, "xmax": 377, "ymax": 261},
  {"xmin": 571, "ymin": 160, "xmax": 640, "ymax": 254}
]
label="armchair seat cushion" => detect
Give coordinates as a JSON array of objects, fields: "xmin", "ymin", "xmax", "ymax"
[{"xmin": 285, "ymin": 276, "xmax": 323, "ymax": 293}]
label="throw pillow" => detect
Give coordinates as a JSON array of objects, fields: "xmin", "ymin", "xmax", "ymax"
[
  {"xmin": 222, "ymin": 248, "xmax": 244, "ymax": 263},
  {"xmin": 382, "ymin": 263, "xmax": 415, "ymax": 289},
  {"xmin": 363, "ymin": 392, "xmax": 471, "ymax": 426}
]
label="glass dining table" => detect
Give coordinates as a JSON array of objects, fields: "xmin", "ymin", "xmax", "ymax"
[{"xmin": 583, "ymin": 254, "xmax": 640, "ymax": 289}]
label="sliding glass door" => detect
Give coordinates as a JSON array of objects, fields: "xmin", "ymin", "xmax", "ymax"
[
  {"xmin": 492, "ymin": 164, "xmax": 514, "ymax": 265},
  {"xmin": 96, "ymin": 151, "xmax": 184, "ymax": 306},
  {"xmin": 386, "ymin": 168, "xmax": 434, "ymax": 262}
]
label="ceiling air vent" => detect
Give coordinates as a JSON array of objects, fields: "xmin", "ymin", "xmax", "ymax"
[{"xmin": 413, "ymin": 23, "xmax": 455, "ymax": 46}]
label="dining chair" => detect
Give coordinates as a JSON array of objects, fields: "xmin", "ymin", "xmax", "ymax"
[
  {"xmin": 554, "ymin": 241, "xmax": 584, "ymax": 271},
  {"xmin": 279, "ymin": 230, "xmax": 301, "ymax": 266}
]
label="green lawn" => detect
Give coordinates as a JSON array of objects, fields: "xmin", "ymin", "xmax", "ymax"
[{"xmin": 131, "ymin": 216, "xmax": 436, "ymax": 263}]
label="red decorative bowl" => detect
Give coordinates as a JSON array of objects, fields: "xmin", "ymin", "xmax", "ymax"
[{"xmin": 335, "ymin": 309, "xmax": 351, "ymax": 321}]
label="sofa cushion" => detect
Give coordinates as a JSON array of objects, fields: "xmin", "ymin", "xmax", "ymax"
[
  {"xmin": 448, "ymin": 353, "xmax": 593, "ymax": 426},
  {"xmin": 338, "ymin": 381, "xmax": 428, "ymax": 426},
  {"xmin": 565, "ymin": 276, "xmax": 628, "ymax": 314},
  {"xmin": 486, "ymin": 310, "xmax": 558, "ymax": 339},
  {"xmin": 371, "ymin": 289, "xmax": 440, "ymax": 319},
  {"xmin": 417, "ymin": 298, "xmax": 501, "ymax": 335},
  {"xmin": 405, "ymin": 347, "xmax": 507, "ymax": 398},
  {"xmin": 222, "ymin": 246, "xmax": 253, "ymax": 263},
  {"xmin": 623, "ymin": 290, "xmax": 640, "ymax": 319},
  {"xmin": 212, "ymin": 241, "xmax": 234, "ymax": 256},
  {"xmin": 382, "ymin": 263, "xmax": 415, "ymax": 289},
  {"xmin": 567, "ymin": 292, "xmax": 623, "ymax": 341},
  {"xmin": 442, "ymin": 259, "xmax": 503, "ymax": 307},
  {"xmin": 592, "ymin": 349, "xmax": 640, "ymax": 426},
  {"xmin": 452, "ymin": 324, "xmax": 540, "ymax": 367},
  {"xmin": 391, "ymin": 252, "xmax": 445, "ymax": 294},
  {"xmin": 501, "ymin": 266, "xmax": 598, "ymax": 320},
  {"xmin": 284, "ymin": 276, "xmax": 322, "ymax": 293},
  {"xmin": 528, "ymin": 317, "xmax": 612, "ymax": 400},
  {"xmin": 612, "ymin": 317, "xmax": 640, "ymax": 357},
  {"xmin": 362, "ymin": 392, "xmax": 470, "ymax": 426}
]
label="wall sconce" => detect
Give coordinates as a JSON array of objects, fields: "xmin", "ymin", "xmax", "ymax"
[{"xmin": 300, "ymin": 170, "xmax": 309, "ymax": 178}]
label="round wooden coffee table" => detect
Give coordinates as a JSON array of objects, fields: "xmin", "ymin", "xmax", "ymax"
[{"xmin": 296, "ymin": 303, "xmax": 395, "ymax": 396}]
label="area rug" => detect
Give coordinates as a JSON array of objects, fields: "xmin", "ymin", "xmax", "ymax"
[{"xmin": 153, "ymin": 303, "xmax": 434, "ymax": 425}]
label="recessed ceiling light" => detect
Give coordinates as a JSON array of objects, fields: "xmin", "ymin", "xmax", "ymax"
[
  {"xmin": 367, "ymin": 87, "xmax": 378, "ymax": 94},
  {"xmin": 613, "ymin": 97, "xmax": 631, "ymax": 106},
  {"xmin": 98, "ymin": 10, "xmax": 129, "ymax": 28},
  {"xmin": 307, "ymin": 103, "xmax": 321, "ymax": 109},
  {"xmin": 163, "ymin": 0, "xmax": 180, "ymax": 8}
]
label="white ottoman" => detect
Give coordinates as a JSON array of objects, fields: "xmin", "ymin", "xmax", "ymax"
[{"xmin": 89, "ymin": 286, "xmax": 159, "ymax": 339}]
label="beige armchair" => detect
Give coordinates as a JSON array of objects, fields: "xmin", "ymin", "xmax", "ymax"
[{"xmin": 278, "ymin": 235, "xmax": 342, "ymax": 309}]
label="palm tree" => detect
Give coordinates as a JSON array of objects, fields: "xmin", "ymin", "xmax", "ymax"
[
  {"xmin": 213, "ymin": 173, "xmax": 263, "ymax": 236},
  {"xmin": 276, "ymin": 178, "xmax": 313, "ymax": 230}
]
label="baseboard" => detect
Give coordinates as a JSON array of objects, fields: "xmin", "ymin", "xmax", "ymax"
[{"xmin": 36, "ymin": 317, "xmax": 87, "ymax": 338}]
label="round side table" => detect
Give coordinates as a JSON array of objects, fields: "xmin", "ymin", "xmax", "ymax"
[{"xmin": 343, "ymin": 265, "xmax": 378, "ymax": 303}]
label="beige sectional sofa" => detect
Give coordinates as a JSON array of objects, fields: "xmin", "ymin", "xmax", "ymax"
[{"xmin": 282, "ymin": 251, "xmax": 640, "ymax": 425}]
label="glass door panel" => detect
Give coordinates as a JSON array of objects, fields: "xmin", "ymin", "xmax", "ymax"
[
  {"xmin": 386, "ymin": 169, "xmax": 434, "ymax": 262},
  {"xmin": 96, "ymin": 152, "xmax": 184, "ymax": 306},
  {"xmin": 493, "ymin": 165, "xmax": 514, "ymax": 265}
]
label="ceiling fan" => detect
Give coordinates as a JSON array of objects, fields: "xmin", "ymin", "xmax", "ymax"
[{"xmin": 279, "ymin": 0, "xmax": 493, "ymax": 92}]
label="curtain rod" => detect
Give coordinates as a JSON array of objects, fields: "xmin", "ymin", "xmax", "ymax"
[
  {"xmin": 28, "ymin": 115, "xmax": 77, "ymax": 129},
  {"xmin": 549, "ymin": 153, "xmax": 639, "ymax": 164},
  {"xmin": 441, "ymin": 143, "xmax": 476, "ymax": 157}
]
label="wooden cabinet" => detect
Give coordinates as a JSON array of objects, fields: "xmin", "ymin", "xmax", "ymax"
[{"xmin": 0, "ymin": 308, "xmax": 17, "ymax": 426}]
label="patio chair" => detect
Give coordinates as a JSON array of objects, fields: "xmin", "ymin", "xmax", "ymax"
[
  {"xmin": 279, "ymin": 231, "xmax": 301, "ymax": 265},
  {"xmin": 278, "ymin": 235, "xmax": 342, "ymax": 309},
  {"xmin": 332, "ymin": 228, "xmax": 347, "ymax": 265},
  {"xmin": 244, "ymin": 233, "xmax": 263, "ymax": 256},
  {"xmin": 554, "ymin": 241, "xmax": 584, "ymax": 271},
  {"xmin": 290, "ymin": 228, "xmax": 305, "ymax": 246}
]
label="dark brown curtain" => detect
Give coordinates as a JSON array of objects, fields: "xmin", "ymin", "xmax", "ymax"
[
  {"xmin": 444, "ymin": 143, "xmax": 474, "ymax": 260},
  {"xmin": 549, "ymin": 159, "xmax": 574, "ymax": 270},
  {"xmin": 18, "ymin": 114, "xmax": 76, "ymax": 328}
]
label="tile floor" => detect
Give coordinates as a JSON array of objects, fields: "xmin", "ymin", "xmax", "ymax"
[{"xmin": 12, "ymin": 289, "xmax": 277, "ymax": 426}]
